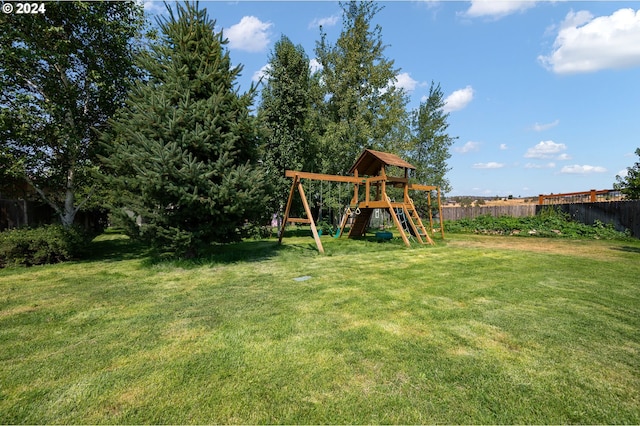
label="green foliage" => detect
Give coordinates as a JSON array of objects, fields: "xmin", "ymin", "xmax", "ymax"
[
  {"xmin": 242, "ymin": 223, "xmax": 274, "ymax": 240},
  {"xmin": 102, "ymin": 2, "xmax": 270, "ymax": 257},
  {"xmin": 258, "ymin": 36, "xmax": 317, "ymax": 218},
  {"xmin": 314, "ymin": 1, "xmax": 410, "ymax": 174},
  {"xmin": 0, "ymin": 1, "xmax": 147, "ymax": 226},
  {"xmin": 458, "ymin": 197, "xmax": 473, "ymax": 208},
  {"xmin": 316, "ymin": 219, "xmax": 335, "ymax": 235},
  {"xmin": 407, "ymin": 81, "xmax": 457, "ymax": 195},
  {"xmin": 446, "ymin": 208, "xmax": 631, "ymax": 239},
  {"xmin": 0, "ymin": 225, "xmax": 91, "ymax": 267},
  {"xmin": 614, "ymin": 147, "xmax": 640, "ymax": 199}
]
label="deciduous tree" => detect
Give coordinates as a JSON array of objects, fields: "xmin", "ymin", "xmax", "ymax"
[
  {"xmin": 0, "ymin": 1, "xmax": 146, "ymax": 226},
  {"xmin": 614, "ymin": 148, "xmax": 640, "ymax": 199}
]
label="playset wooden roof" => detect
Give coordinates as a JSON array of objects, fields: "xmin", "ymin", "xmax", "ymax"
[{"xmin": 348, "ymin": 149, "xmax": 416, "ymax": 176}]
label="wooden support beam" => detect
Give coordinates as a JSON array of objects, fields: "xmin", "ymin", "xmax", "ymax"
[
  {"xmin": 409, "ymin": 183, "xmax": 438, "ymax": 192},
  {"xmin": 427, "ymin": 191, "xmax": 434, "ymax": 234},
  {"xmin": 402, "ymin": 205, "xmax": 424, "ymax": 245},
  {"xmin": 279, "ymin": 175, "xmax": 299, "ymax": 244},
  {"xmin": 337, "ymin": 207, "xmax": 350, "ymax": 239},
  {"xmin": 297, "ymin": 180, "xmax": 324, "ymax": 254},
  {"xmin": 286, "ymin": 218, "xmax": 311, "ymax": 224},
  {"xmin": 437, "ymin": 187, "xmax": 445, "ymax": 239},
  {"xmin": 386, "ymin": 198, "xmax": 411, "ymax": 248},
  {"xmin": 285, "ymin": 170, "xmax": 362, "ymax": 184}
]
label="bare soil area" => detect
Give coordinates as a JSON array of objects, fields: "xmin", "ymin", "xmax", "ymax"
[{"xmin": 446, "ymin": 234, "xmax": 622, "ymax": 260}]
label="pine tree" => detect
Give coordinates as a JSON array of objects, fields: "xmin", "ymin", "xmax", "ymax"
[
  {"xmin": 102, "ymin": 2, "xmax": 269, "ymax": 256},
  {"xmin": 258, "ymin": 36, "xmax": 317, "ymax": 222},
  {"xmin": 315, "ymin": 1, "xmax": 409, "ymax": 175}
]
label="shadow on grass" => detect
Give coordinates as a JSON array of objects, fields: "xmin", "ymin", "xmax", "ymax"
[
  {"xmin": 611, "ymin": 245, "xmax": 640, "ymax": 254},
  {"xmin": 142, "ymin": 239, "xmax": 294, "ymax": 268},
  {"xmin": 85, "ymin": 227, "xmax": 442, "ymax": 267},
  {"xmin": 85, "ymin": 234, "xmax": 151, "ymax": 262}
]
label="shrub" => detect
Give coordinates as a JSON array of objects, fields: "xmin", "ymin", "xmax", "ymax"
[
  {"xmin": 242, "ymin": 222, "xmax": 274, "ymax": 240},
  {"xmin": 445, "ymin": 207, "xmax": 631, "ymax": 240},
  {"xmin": 0, "ymin": 225, "xmax": 92, "ymax": 268}
]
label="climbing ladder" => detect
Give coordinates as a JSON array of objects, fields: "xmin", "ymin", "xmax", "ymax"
[
  {"xmin": 404, "ymin": 198, "xmax": 434, "ymax": 245},
  {"xmin": 386, "ymin": 197, "xmax": 434, "ymax": 246}
]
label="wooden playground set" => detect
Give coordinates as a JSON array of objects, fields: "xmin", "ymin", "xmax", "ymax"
[{"xmin": 278, "ymin": 149, "xmax": 445, "ymax": 253}]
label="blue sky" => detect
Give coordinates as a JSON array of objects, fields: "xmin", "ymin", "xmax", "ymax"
[{"xmin": 145, "ymin": 1, "xmax": 640, "ymax": 197}]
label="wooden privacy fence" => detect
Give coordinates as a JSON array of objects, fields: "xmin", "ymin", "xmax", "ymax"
[
  {"xmin": 539, "ymin": 200, "xmax": 640, "ymax": 238},
  {"xmin": 538, "ymin": 189, "xmax": 624, "ymax": 205}
]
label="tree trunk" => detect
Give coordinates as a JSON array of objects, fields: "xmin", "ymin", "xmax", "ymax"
[
  {"xmin": 59, "ymin": 167, "xmax": 76, "ymax": 228},
  {"xmin": 61, "ymin": 188, "xmax": 76, "ymax": 228}
]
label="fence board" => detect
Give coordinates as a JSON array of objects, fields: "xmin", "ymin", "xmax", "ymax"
[
  {"xmin": 442, "ymin": 205, "xmax": 536, "ymax": 221},
  {"xmin": 539, "ymin": 200, "xmax": 640, "ymax": 238}
]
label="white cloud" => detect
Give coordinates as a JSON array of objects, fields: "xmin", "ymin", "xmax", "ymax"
[
  {"xmin": 539, "ymin": 8, "xmax": 640, "ymax": 74},
  {"xmin": 560, "ymin": 164, "xmax": 607, "ymax": 174},
  {"xmin": 226, "ymin": 16, "xmax": 273, "ymax": 53},
  {"xmin": 556, "ymin": 153, "xmax": 572, "ymax": 161},
  {"xmin": 524, "ymin": 140, "xmax": 568, "ymax": 159},
  {"xmin": 393, "ymin": 72, "xmax": 419, "ymax": 93},
  {"xmin": 309, "ymin": 15, "xmax": 340, "ymax": 29},
  {"xmin": 525, "ymin": 162, "xmax": 556, "ymax": 169},
  {"xmin": 443, "ymin": 85, "xmax": 474, "ymax": 113},
  {"xmin": 455, "ymin": 141, "xmax": 481, "ymax": 153},
  {"xmin": 463, "ymin": 0, "xmax": 537, "ymax": 19},
  {"xmin": 473, "ymin": 162, "xmax": 505, "ymax": 169},
  {"xmin": 531, "ymin": 119, "xmax": 560, "ymax": 132},
  {"xmin": 141, "ymin": 0, "xmax": 166, "ymax": 15},
  {"xmin": 309, "ymin": 58, "xmax": 323, "ymax": 74},
  {"xmin": 617, "ymin": 169, "xmax": 629, "ymax": 178},
  {"xmin": 499, "ymin": 144, "xmax": 508, "ymax": 150},
  {"xmin": 252, "ymin": 64, "xmax": 271, "ymax": 83}
]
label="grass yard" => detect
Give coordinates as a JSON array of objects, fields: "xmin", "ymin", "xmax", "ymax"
[{"xmin": 1, "ymin": 230, "xmax": 639, "ymax": 424}]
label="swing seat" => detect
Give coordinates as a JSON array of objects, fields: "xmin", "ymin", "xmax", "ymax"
[{"xmin": 375, "ymin": 231, "xmax": 393, "ymax": 241}]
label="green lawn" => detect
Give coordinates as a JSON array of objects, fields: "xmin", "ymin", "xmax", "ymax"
[{"xmin": 1, "ymin": 231, "xmax": 639, "ymax": 424}]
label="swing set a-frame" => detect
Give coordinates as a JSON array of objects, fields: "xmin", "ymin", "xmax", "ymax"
[{"xmin": 278, "ymin": 149, "xmax": 445, "ymax": 253}]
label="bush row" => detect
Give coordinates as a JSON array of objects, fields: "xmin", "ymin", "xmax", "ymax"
[
  {"xmin": 0, "ymin": 225, "xmax": 94, "ymax": 268},
  {"xmin": 444, "ymin": 208, "xmax": 631, "ymax": 240}
]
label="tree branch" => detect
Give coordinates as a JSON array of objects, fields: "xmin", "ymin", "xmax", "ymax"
[
  {"xmin": 15, "ymin": 71, "xmax": 50, "ymax": 103},
  {"xmin": 24, "ymin": 174, "xmax": 62, "ymax": 216},
  {"xmin": 74, "ymin": 186, "xmax": 96, "ymax": 214}
]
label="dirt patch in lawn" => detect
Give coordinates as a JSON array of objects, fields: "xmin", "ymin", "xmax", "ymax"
[{"xmin": 446, "ymin": 235, "xmax": 620, "ymax": 260}]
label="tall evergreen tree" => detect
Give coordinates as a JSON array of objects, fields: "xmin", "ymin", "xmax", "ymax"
[
  {"xmin": 315, "ymin": 0, "xmax": 409, "ymax": 175},
  {"xmin": 102, "ymin": 2, "xmax": 269, "ymax": 256},
  {"xmin": 0, "ymin": 1, "xmax": 146, "ymax": 227},
  {"xmin": 408, "ymin": 81, "xmax": 457, "ymax": 196},
  {"xmin": 258, "ymin": 36, "xmax": 316, "ymax": 222}
]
